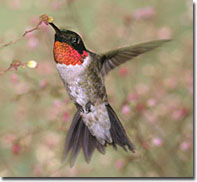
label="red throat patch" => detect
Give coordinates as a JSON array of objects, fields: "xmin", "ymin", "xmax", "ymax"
[{"xmin": 53, "ymin": 41, "xmax": 88, "ymax": 66}]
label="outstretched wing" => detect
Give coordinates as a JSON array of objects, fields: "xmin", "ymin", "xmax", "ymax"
[{"xmin": 100, "ymin": 39, "xmax": 170, "ymax": 76}]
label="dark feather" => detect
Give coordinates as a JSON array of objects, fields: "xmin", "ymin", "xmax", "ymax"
[
  {"xmin": 64, "ymin": 109, "xmax": 106, "ymax": 166},
  {"xmin": 70, "ymin": 118, "xmax": 84, "ymax": 167},
  {"xmin": 64, "ymin": 110, "xmax": 81, "ymax": 160},
  {"xmin": 101, "ymin": 39, "xmax": 171, "ymax": 75},
  {"xmin": 64, "ymin": 104, "xmax": 135, "ymax": 167},
  {"xmin": 106, "ymin": 104, "xmax": 135, "ymax": 152}
]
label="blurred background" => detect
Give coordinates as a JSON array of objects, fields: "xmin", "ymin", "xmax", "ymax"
[{"xmin": 0, "ymin": 0, "xmax": 193, "ymax": 177}]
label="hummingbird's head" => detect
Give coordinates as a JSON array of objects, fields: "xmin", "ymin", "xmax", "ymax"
[{"xmin": 49, "ymin": 23, "xmax": 88, "ymax": 66}]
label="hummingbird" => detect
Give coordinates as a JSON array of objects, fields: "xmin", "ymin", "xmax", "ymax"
[{"xmin": 49, "ymin": 22, "xmax": 169, "ymax": 167}]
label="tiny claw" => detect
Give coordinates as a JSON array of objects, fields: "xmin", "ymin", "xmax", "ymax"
[
  {"xmin": 76, "ymin": 103, "xmax": 84, "ymax": 113},
  {"xmin": 85, "ymin": 102, "xmax": 93, "ymax": 113}
]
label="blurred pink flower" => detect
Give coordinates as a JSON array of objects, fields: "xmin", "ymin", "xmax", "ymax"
[
  {"xmin": 51, "ymin": 0, "xmax": 62, "ymax": 10},
  {"xmin": 1, "ymin": 134, "xmax": 16, "ymax": 147},
  {"xmin": 44, "ymin": 132, "xmax": 60, "ymax": 148},
  {"xmin": 118, "ymin": 67, "xmax": 128, "ymax": 77},
  {"xmin": 63, "ymin": 111, "xmax": 70, "ymax": 123},
  {"xmin": 147, "ymin": 98, "xmax": 157, "ymax": 107},
  {"xmin": 142, "ymin": 141, "xmax": 150, "ymax": 149},
  {"xmin": 172, "ymin": 108, "xmax": 188, "ymax": 120},
  {"xmin": 12, "ymin": 143, "xmax": 20, "ymax": 155},
  {"xmin": 128, "ymin": 92, "xmax": 138, "ymax": 102},
  {"xmin": 33, "ymin": 164, "xmax": 43, "ymax": 176},
  {"xmin": 8, "ymin": 0, "xmax": 21, "ymax": 9},
  {"xmin": 53, "ymin": 100, "xmax": 62, "ymax": 108},
  {"xmin": 27, "ymin": 36, "xmax": 39, "ymax": 49},
  {"xmin": 15, "ymin": 82, "xmax": 30, "ymax": 94},
  {"xmin": 135, "ymin": 83, "xmax": 149, "ymax": 95},
  {"xmin": 115, "ymin": 159, "xmax": 125, "ymax": 170},
  {"xmin": 136, "ymin": 103, "xmax": 146, "ymax": 113},
  {"xmin": 143, "ymin": 111, "xmax": 157, "ymax": 123},
  {"xmin": 39, "ymin": 80, "xmax": 48, "ymax": 89},
  {"xmin": 157, "ymin": 27, "xmax": 172, "ymax": 39},
  {"xmin": 123, "ymin": 15, "xmax": 132, "ymax": 26},
  {"xmin": 121, "ymin": 105, "xmax": 131, "ymax": 116},
  {"xmin": 10, "ymin": 74, "xmax": 19, "ymax": 84},
  {"xmin": 37, "ymin": 62, "xmax": 53, "ymax": 75},
  {"xmin": 133, "ymin": 7, "xmax": 156, "ymax": 20},
  {"xmin": 152, "ymin": 137, "xmax": 163, "ymax": 147},
  {"xmin": 30, "ymin": 16, "xmax": 39, "ymax": 26},
  {"xmin": 40, "ymin": 23, "xmax": 49, "ymax": 32},
  {"xmin": 180, "ymin": 141, "xmax": 191, "ymax": 151},
  {"xmin": 47, "ymin": 100, "xmax": 64, "ymax": 120}
]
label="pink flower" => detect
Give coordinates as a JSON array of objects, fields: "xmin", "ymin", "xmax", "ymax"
[
  {"xmin": 143, "ymin": 111, "xmax": 157, "ymax": 123},
  {"xmin": 180, "ymin": 141, "xmax": 191, "ymax": 151},
  {"xmin": 63, "ymin": 111, "xmax": 70, "ymax": 123},
  {"xmin": 12, "ymin": 143, "xmax": 20, "ymax": 155},
  {"xmin": 142, "ymin": 141, "xmax": 150, "ymax": 149},
  {"xmin": 128, "ymin": 93, "xmax": 138, "ymax": 102},
  {"xmin": 118, "ymin": 67, "xmax": 128, "ymax": 77},
  {"xmin": 40, "ymin": 23, "xmax": 49, "ymax": 31},
  {"xmin": 53, "ymin": 100, "xmax": 62, "ymax": 108},
  {"xmin": 37, "ymin": 62, "xmax": 53, "ymax": 75},
  {"xmin": 27, "ymin": 37, "xmax": 39, "ymax": 49},
  {"xmin": 121, "ymin": 105, "xmax": 131, "ymax": 116},
  {"xmin": 44, "ymin": 132, "xmax": 60, "ymax": 148},
  {"xmin": 30, "ymin": 16, "xmax": 39, "ymax": 26},
  {"xmin": 1, "ymin": 134, "xmax": 16, "ymax": 147},
  {"xmin": 39, "ymin": 80, "xmax": 48, "ymax": 89},
  {"xmin": 33, "ymin": 164, "xmax": 43, "ymax": 176},
  {"xmin": 8, "ymin": 0, "xmax": 21, "ymax": 9},
  {"xmin": 136, "ymin": 103, "xmax": 146, "ymax": 113},
  {"xmin": 157, "ymin": 27, "xmax": 172, "ymax": 39},
  {"xmin": 147, "ymin": 98, "xmax": 157, "ymax": 107},
  {"xmin": 115, "ymin": 160, "xmax": 125, "ymax": 170},
  {"xmin": 15, "ymin": 82, "xmax": 30, "ymax": 94},
  {"xmin": 51, "ymin": 0, "xmax": 62, "ymax": 10},
  {"xmin": 133, "ymin": 7, "xmax": 156, "ymax": 20},
  {"xmin": 172, "ymin": 108, "xmax": 188, "ymax": 120},
  {"xmin": 123, "ymin": 15, "xmax": 132, "ymax": 26},
  {"xmin": 135, "ymin": 83, "xmax": 149, "ymax": 95},
  {"xmin": 10, "ymin": 74, "xmax": 19, "ymax": 84},
  {"xmin": 152, "ymin": 137, "xmax": 163, "ymax": 147},
  {"xmin": 47, "ymin": 100, "xmax": 63, "ymax": 120}
]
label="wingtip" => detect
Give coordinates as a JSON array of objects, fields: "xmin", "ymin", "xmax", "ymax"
[{"xmin": 158, "ymin": 39, "xmax": 173, "ymax": 43}]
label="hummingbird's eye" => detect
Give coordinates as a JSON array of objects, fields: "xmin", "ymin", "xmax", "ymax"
[{"xmin": 71, "ymin": 37, "xmax": 80, "ymax": 44}]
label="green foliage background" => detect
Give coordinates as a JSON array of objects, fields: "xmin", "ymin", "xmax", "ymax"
[{"xmin": 0, "ymin": 0, "xmax": 193, "ymax": 177}]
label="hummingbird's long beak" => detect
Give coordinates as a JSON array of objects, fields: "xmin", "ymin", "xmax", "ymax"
[{"xmin": 49, "ymin": 23, "xmax": 61, "ymax": 35}]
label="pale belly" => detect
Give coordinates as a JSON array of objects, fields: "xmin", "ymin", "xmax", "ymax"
[
  {"xmin": 56, "ymin": 57, "xmax": 107, "ymax": 109},
  {"xmin": 56, "ymin": 57, "xmax": 111, "ymax": 144}
]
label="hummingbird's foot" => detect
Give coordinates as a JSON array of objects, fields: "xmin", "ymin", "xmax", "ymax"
[
  {"xmin": 85, "ymin": 102, "xmax": 93, "ymax": 113},
  {"xmin": 75, "ymin": 103, "xmax": 84, "ymax": 113}
]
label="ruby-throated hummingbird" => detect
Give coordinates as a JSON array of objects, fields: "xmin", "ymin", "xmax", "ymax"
[{"xmin": 49, "ymin": 22, "xmax": 169, "ymax": 167}]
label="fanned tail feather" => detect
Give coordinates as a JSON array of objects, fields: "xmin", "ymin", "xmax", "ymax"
[
  {"xmin": 64, "ymin": 104, "xmax": 135, "ymax": 167},
  {"xmin": 106, "ymin": 104, "xmax": 135, "ymax": 152}
]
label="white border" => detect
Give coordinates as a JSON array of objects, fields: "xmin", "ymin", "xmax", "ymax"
[{"xmin": 0, "ymin": 1, "xmax": 195, "ymax": 182}]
